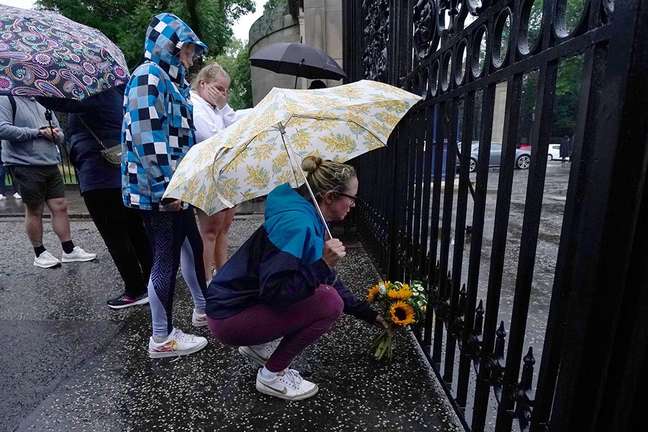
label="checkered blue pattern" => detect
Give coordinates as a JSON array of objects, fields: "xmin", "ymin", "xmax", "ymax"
[{"xmin": 121, "ymin": 13, "xmax": 207, "ymax": 210}]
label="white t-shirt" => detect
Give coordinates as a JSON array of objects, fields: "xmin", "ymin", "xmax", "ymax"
[{"xmin": 191, "ymin": 91, "xmax": 239, "ymax": 143}]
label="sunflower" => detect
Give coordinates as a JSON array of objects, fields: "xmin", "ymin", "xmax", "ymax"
[
  {"xmin": 389, "ymin": 301, "xmax": 416, "ymax": 326},
  {"xmin": 387, "ymin": 284, "xmax": 413, "ymax": 300},
  {"xmin": 367, "ymin": 284, "xmax": 381, "ymax": 303}
]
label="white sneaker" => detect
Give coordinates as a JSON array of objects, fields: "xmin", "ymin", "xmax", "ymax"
[
  {"xmin": 192, "ymin": 309, "xmax": 208, "ymax": 327},
  {"xmin": 12, "ymin": 192, "xmax": 21, "ymax": 199},
  {"xmin": 148, "ymin": 328, "xmax": 208, "ymax": 359},
  {"xmin": 256, "ymin": 368, "xmax": 318, "ymax": 401},
  {"xmin": 239, "ymin": 338, "xmax": 282, "ymax": 367},
  {"xmin": 61, "ymin": 246, "xmax": 96, "ymax": 263},
  {"xmin": 33, "ymin": 250, "xmax": 60, "ymax": 268},
  {"xmin": 0, "ymin": 194, "xmax": 5, "ymax": 200}
]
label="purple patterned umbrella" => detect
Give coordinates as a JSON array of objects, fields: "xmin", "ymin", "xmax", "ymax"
[{"xmin": 0, "ymin": 6, "xmax": 129, "ymax": 100}]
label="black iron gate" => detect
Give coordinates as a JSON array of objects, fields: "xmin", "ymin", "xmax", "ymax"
[{"xmin": 343, "ymin": 0, "xmax": 648, "ymax": 431}]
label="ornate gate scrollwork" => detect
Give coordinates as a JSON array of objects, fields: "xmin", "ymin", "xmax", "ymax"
[
  {"xmin": 345, "ymin": 0, "xmax": 648, "ymax": 431},
  {"xmin": 413, "ymin": 0, "xmax": 436, "ymax": 62},
  {"xmin": 361, "ymin": 0, "xmax": 389, "ymax": 81}
]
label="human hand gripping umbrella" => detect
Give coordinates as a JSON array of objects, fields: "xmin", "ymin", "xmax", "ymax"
[
  {"xmin": 163, "ymin": 79, "xmax": 421, "ymax": 237},
  {"xmin": 0, "ymin": 5, "xmax": 129, "ymax": 100}
]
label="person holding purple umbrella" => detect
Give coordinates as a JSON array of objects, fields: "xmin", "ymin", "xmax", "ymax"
[{"xmin": 40, "ymin": 86, "xmax": 153, "ymax": 309}]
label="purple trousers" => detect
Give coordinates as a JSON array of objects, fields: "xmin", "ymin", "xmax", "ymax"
[{"xmin": 208, "ymin": 285, "xmax": 344, "ymax": 372}]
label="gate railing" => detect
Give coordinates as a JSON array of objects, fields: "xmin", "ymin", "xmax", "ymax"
[{"xmin": 344, "ymin": 0, "xmax": 648, "ymax": 431}]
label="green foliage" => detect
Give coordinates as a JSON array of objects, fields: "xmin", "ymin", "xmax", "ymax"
[
  {"xmin": 35, "ymin": 0, "xmax": 255, "ymax": 69},
  {"xmin": 518, "ymin": 0, "xmax": 586, "ymax": 140},
  {"xmin": 213, "ymin": 38, "xmax": 252, "ymax": 109},
  {"xmin": 263, "ymin": 0, "xmax": 287, "ymax": 14},
  {"xmin": 518, "ymin": 54, "xmax": 583, "ymax": 143},
  {"xmin": 553, "ymin": 55, "xmax": 583, "ymax": 137}
]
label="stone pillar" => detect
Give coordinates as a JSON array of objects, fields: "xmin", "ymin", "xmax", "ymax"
[
  {"xmin": 303, "ymin": 0, "xmax": 344, "ymax": 88},
  {"xmin": 249, "ymin": 6, "xmax": 301, "ymax": 105},
  {"xmin": 492, "ymin": 81, "xmax": 508, "ymax": 143}
]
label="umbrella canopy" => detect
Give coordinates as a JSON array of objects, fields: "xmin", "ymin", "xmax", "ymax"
[
  {"xmin": 164, "ymin": 80, "xmax": 421, "ymax": 216},
  {"xmin": 250, "ymin": 42, "xmax": 346, "ymax": 80},
  {"xmin": 0, "ymin": 6, "xmax": 129, "ymax": 100}
]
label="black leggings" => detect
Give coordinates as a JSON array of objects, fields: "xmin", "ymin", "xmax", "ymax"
[{"xmin": 83, "ymin": 188, "xmax": 151, "ymax": 297}]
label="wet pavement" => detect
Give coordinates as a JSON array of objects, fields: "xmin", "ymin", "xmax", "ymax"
[
  {"xmin": 428, "ymin": 161, "xmax": 571, "ymax": 428},
  {"xmin": 447, "ymin": 161, "xmax": 571, "ymax": 355},
  {"xmin": 0, "ymin": 186, "xmax": 265, "ymax": 219},
  {"xmin": 0, "ymin": 210, "xmax": 461, "ymax": 431}
]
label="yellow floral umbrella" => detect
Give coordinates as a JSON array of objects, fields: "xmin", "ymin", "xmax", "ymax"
[{"xmin": 163, "ymin": 79, "xmax": 421, "ymax": 220}]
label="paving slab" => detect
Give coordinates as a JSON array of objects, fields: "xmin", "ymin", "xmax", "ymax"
[{"xmin": 0, "ymin": 216, "xmax": 461, "ymax": 432}]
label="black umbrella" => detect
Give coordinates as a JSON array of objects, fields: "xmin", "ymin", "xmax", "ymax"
[{"xmin": 250, "ymin": 42, "xmax": 346, "ymax": 87}]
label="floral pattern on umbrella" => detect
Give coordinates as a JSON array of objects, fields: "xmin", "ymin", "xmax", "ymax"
[
  {"xmin": 0, "ymin": 6, "xmax": 129, "ymax": 100},
  {"xmin": 164, "ymin": 80, "xmax": 422, "ymax": 215}
]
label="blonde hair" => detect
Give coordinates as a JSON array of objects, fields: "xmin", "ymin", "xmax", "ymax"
[
  {"xmin": 300, "ymin": 156, "xmax": 356, "ymax": 199},
  {"xmin": 191, "ymin": 62, "xmax": 230, "ymax": 90}
]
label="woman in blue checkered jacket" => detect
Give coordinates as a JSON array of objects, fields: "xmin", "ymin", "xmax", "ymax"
[{"xmin": 121, "ymin": 12, "xmax": 210, "ymax": 358}]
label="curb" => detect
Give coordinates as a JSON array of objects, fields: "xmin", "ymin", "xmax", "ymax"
[{"xmin": 0, "ymin": 212, "xmax": 265, "ymax": 220}]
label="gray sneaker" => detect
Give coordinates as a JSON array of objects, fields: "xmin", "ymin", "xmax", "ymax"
[
  {"xmin": 238, "ymin": 338, "xmax": 282, "ymax": 366},
  {"xmin": 34, "ymin": 250, "xmax": 60, "ymax": 268},
  {"xmin": 192, "ymin": 309, "xmax": 208, "ymax": 327},
  {"xmin": 61, "ymin": 246, "xmax": 96, "ymax": 263},
  {"xmin": 256, "ymin": 368, "xmax": 318, "ymax": 401},
  {"xmin": 148, "ymin": 328, "xmax": 208, "ymax": 359}
]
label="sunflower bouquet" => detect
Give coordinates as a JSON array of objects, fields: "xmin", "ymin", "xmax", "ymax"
[{"xmin": 367, "ymin": 280, "xmax": 427, "ymax": 361}]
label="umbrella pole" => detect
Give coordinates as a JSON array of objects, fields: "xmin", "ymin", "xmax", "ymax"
[
  {"xmin": 294, "ymin": 60, "xmax": 304, "ymax": 89},
  {"xmin": 44, "ymin": 109, "xmax": 54, "ymax": 133},
  {"xmin": 278, "ymin": 128, "xmax": 333, "ymax": 240}
]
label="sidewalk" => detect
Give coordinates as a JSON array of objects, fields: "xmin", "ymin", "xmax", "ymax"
[
  {"xmin": 0, "ymin": 215, "xmax": 461, "ymax": 432},
  {"xmin": 0, "ymin": 186, "xmax": 266, "ymax": 218}
]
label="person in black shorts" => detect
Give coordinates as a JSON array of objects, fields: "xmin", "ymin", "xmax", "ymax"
[{"xmin": 0, "ymin": 95, "xmax": 96, "ymax": 268}]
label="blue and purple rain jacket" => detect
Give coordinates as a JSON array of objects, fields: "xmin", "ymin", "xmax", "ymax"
[{"xmin": 205, "ymin": 183, "xmax": 378, "ymax": 324}]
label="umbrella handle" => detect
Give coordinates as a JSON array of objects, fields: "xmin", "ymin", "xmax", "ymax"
[
  {"xmin": 278, "ymin": 127, "xmax": 333, "ymax": 240},
  {"xmin": 44, "ymin": 109, "xmax": 60, "ymax": 151},
  {"xmin": 44, "ymin": 109, "xmax": 54, "ymax": 132},
  {"xmin": 294, "ymin": 59, "xmax": 304, "ymax": 89}
]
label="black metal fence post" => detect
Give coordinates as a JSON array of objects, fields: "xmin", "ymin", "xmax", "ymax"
[{"xmin": 342, "ymin": 0, "xmax": 648, "ymax": 429}]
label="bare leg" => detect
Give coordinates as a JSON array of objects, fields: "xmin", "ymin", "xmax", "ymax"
[
  {"xmin": 214, "ymin": 208, "xmax": 236, "ymax": 270},
  {"xmin": 46, "ymin": 197, "xmax": 72, "ymax": 242},
  {"xmin": 24, "ymin": 202, "xmax": 45, "ymax": 248},
  {"xmin": 196, "ymin": 209, "xmax": 224, "ymax": 281}
]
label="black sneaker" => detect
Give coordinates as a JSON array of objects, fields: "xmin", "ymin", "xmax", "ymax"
[{"xmin": 107, "ymin": 293, "xmax": 149, "ymax": 310}]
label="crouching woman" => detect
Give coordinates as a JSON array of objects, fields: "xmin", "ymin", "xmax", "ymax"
[{"xmin": 205, "ymin": 156, "xmax": 385, "ymax": 400}]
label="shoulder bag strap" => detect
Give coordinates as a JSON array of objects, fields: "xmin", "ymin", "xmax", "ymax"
[
  {"xmin": 78, "ymin": 116, "xmax": 107, "ymax": 150},
  {"xmin": 8, "ymin": 95, "xmax": 16, "ymax": 124}
]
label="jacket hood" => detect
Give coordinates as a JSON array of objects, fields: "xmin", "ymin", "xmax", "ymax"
[
  {"xmin": 143, "ymin": 13, "xmax": 207, "ymax": 83},
  {"xmin": 264, "ymin": 183, "xmax": 325, "ymax": 263}
]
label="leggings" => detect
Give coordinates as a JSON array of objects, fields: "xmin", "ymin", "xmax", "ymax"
[
  {"xmin": 208, "ymin": 285, "xmax": 344, "ymax": 372},
  {"xmin": 83, "ymin": 188, "xmax": 151, "ymax": 298},
  {"xmin": 141, "ymin": 209, "xmax": 207, "ymax": 338}
]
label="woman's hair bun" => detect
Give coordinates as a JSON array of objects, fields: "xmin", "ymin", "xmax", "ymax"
[{"xmin": 301, "ymin": 155, "xmax": 323, "ymax": 173}]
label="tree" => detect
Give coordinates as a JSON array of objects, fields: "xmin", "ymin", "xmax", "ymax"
[
  {"xmin": 213, "ymin": 38, "xmax": 252, "ymax": 109},
  {"xmin": 35, "ymin": 0, "xmax": 255, "ymax": 69},
  {"xmin": 517, "ymin": 0, "xmax": 586, "ymax": 141}
]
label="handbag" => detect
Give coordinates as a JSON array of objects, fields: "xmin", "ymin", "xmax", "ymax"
[{"xmin": 78, "ymin": 117, "xmax": 122, "ymax": 166}]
